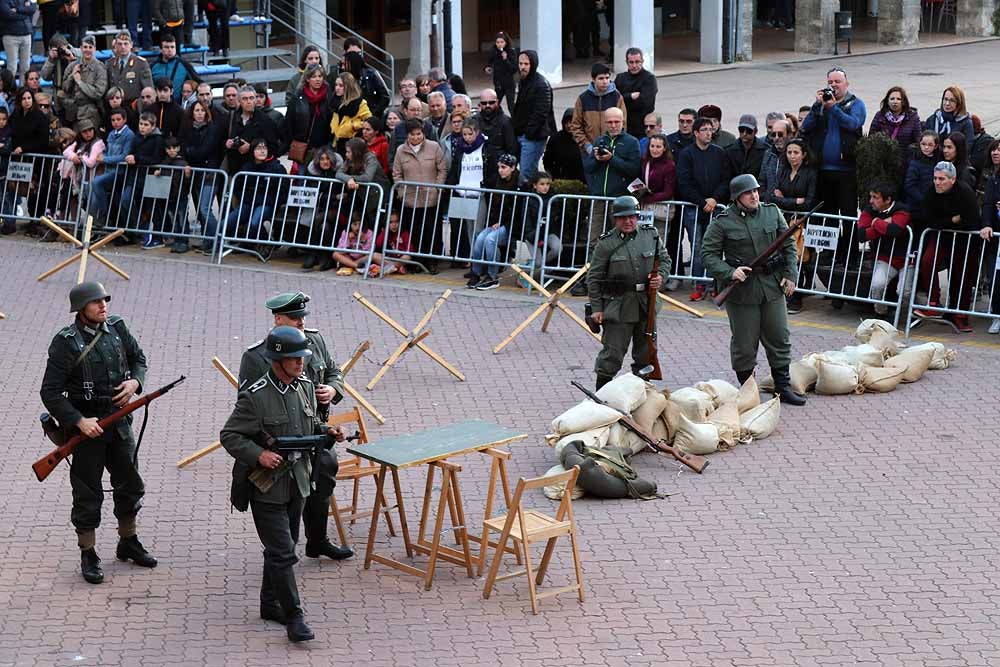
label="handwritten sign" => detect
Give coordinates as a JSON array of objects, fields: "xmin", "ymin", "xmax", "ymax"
[
  {"xmin": 803, "ymin": 224, "xmax": 839, "ymax": 251},
  {"xmin": 6, "ymin": 161, "xmax": 33, "ymax": 183},
  {"xmin": 288, "ymin": 186, "xmax": 319, "ymax": 209}
]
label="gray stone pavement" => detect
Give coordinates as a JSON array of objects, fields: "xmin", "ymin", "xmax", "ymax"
[{"xmin": 3, "ymin": 232, "xmax": 1000, "ymax": 667}]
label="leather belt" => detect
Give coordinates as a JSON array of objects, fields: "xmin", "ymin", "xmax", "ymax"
[{"xmin": 633, "ymin": 282, "xmax": 647, "ymax": 291}]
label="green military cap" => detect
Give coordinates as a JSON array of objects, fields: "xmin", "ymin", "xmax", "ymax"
[{"xmin": 265, "ymin": 291, "xmax": 310, "ymax": 317}]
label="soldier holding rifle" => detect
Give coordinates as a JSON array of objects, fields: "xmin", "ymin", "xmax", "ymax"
[
  {"xmin": 39, "ymin": 282, "xmax": 157, "ymax": 585},
  {"xmin": 701, "ymin": 174, "xmax": 807, "ymax": 405},
  {"xmin": 586, "ymin": 195, "xmax": 671, "ymax": 390}
]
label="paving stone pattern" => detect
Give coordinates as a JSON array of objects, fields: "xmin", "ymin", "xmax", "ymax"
[{"xmin": 2, "ymin": 238, "xmax": 999, "ymax": 667}]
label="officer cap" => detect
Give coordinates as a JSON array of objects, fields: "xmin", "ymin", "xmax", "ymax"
[
  {"xmin": 611, "ymin": 195, "xmax": 641, "ymax": 218},
  {"xmin": 264, "ymin": 326, "xmax": 313, "ymax": 361},
  {"xmin": 729, "ymin": 173, "xmax": 760, "ymax": 200},
  {"xmin": 69, "ymin": 281, "xmax": 111, "ymax": 312},
  {"xmin": 265, "ymin": 291, "xmax": 310, "ymax": 317}
]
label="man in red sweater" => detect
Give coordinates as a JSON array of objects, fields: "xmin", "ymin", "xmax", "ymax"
[{"xmin": 856, "ymin": 181, "xmax": 911, "ymax": 316}]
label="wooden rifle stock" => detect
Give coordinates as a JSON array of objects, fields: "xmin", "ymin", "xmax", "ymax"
[
  {"xmin": 32, "ymin": 376, "xmax": 186, "ymax": 482},
  {"xmin": 644, "ymin": 254, "xmax": 663, "ymax": 381},
  {"xmin": 570, "ymin": 381, "xmax": 708, "ymax": 473},
  {"xmin": 712, "ymin": 201, "xmax": 824, "ymax": 307}
]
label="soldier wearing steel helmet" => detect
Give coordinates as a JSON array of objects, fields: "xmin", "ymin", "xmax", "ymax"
[
  {"xmin": 221, "ymin": 326, "xmax": 342, "ymax": 643},
  {"xmin": 39, "ymin": 282, "xmax": 156, "ymax": 585},
  {"xmin": 701, "ymin": 174, "xmax": 807, "ymax": 405},
  {"xmin": 237, "ymin": 292, "xmax": 351, "ymax": 562},
  {"xmin": 586, "ymin": 195, "xmax": 671, "ymax": 390}
]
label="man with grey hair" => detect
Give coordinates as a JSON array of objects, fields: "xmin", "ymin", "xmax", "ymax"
[
  {"xmin": 224, "ymin": 84, "xmax": 279, "ymax": 174},
  {"xmin": 452, "ymin": 94, "xmax": 472, "ymax": 117},
  {"xmin": 759, "ymin": 118, "xmax": 791, "ymax": 204},
  {"xmin": 427, "ymin": 90, "xmax": 449, "ymax": 138},
  {"xmin": 428, "ymin": 67, "xmax": 455, "ymax": 110}
]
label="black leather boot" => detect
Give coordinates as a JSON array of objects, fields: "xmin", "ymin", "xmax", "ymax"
[
  {"xmin": 286, "ymin": 615, "xmax": 315, "ymax": 642},
  {"xmin": 81, "ymin": 548, "xmax": 104, "ymax": 584},
  {"xmin": 116, "ymin": 535, "xmax": 158, "ymax": 567},
  {"xmin": 772, "ymin": 366, "xmax": 807, "ymax": 406},
  {"xmin": 735, "ymin": 369, "xmax": 754, "ymax": 386},
  {"xmin": 302, "ymin": 253, "xmax": 318, "ymax": 270},
  {"xmin": 305, "ymin": 541, "xmax": 354, "ymax": 560},
  {"xmin": 596, "ymin": 374, "xmax": 613, "ymax": 391},
  {"xmin": 260, "ymin": 604, "xmax": 287, "ymax": 625}
]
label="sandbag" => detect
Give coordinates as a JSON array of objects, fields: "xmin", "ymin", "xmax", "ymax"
[
  {"xmin": 707, "ymin": 401, "xmax": 743, "ymax": 451},
  {"xmin": 906, "ymin": 341, "xmax": 957, "ymax": 370},
  {"xmin": 623, "ymin": 417, "xmax": 668, "ymax": 456},
  {"xmin": 759, "ymin": 361, "xmax": 817, "ymax": 395},
  {"xmin": 858, "ymin": 364, "xmax": 906, "ymax": 393},
  {"xmin": 739, "ymin": 398, "xmax": 781, "ymax": 441},
  {"xmin": 840, "ymin": 343, "xmax": 885, "ymax": 368},
  {"xmin": 660, "ymin": 400, "xmax": 682, "ymax": 445},
  {"xmin": 815, "ymin": 359, "xmax": 861, "ymax": 395},
  {"xmin": 559, "ymin": 441, "xmax": 659, "ymax": 499},
  {"xmin": 884, "ymin": 346, "xmax": 934, "ymax": 383},
  {"xmin": 607, "ymin": 422, "xmax": 627, "ymax": 449},
  {"xmin": 868, "ymin": 329, "xmax": 901, "ymax": 358},
  {"xmin": 553, "ymin": 426, "xmax": 610, "ymax": 457},
  {"xmin": 736, "ymin": 375, "xmax": 761, "ymax": 413},
  {"xmin": 595, "ymin": 373, "xmax": 647, "ymax": 413},
  {"xmin": 694, "ymin": 379, "xmax": 739, "ymax": 409},
  {"xmin": 855, "ymin": 318, "xmax": 899, "ymax": 343},
  {"xmin": 668, "ymin": 387, "xmax": 714, "ymax": 423},
  {"xmin": 541, "ymin": 463, "xmax": 584, "ymax": 500},
  {"xmin": 631, "ymin": 389, "xmax": 668, "ymax": 432},
  {"xmin": 550, "ymin": 400, "xmax": 622, "ymax": 436},
  {"xmin": 673, "ymin": 414, "xmax": 719, "ymax": 455}
]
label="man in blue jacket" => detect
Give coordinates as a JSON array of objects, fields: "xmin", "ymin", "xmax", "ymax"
[
  {"xmin": 149, "ymin": 34, "xmax": 200, "ymax": 104},
  {"xmin": 87, "ymin": 108, "xmax": 136, "ymax": 222}
]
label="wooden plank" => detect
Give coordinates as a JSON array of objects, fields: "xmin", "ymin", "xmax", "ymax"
[{"xmin": 347, "ymin": 420, "xmax": 526, "ymax": 470}]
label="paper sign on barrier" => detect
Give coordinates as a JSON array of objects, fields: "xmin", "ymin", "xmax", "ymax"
[
  {"xmin": 448, "ymin": 194, "xmax": 480, "ymax": 221},
  {"xmin": 638, "ymin": 210, "xmax": 655, "ymax": 226},
  {"xmin": 142, "ymin": 174, "xmax": 172, "ymax": 199},
  {"xmin": 7, "ymin": 161, "xmax": 33, "ymax": 182},
  {"xmin": 288, "ymin": 186, "xmax": 319, "ymax": 208},
  {"xmin": 803, "ymin": 224, "xmax": 839, "ymax": 251}
]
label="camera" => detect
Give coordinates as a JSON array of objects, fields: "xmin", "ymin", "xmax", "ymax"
[{"xmin": 822, "ymin": 88, "xmax": 834, "ymax": 102}]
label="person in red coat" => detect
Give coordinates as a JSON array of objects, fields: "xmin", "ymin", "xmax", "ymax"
[
  {"xmin": 639, "ymin": 133, "xmax": 678, "ymax": 287},
  {"xmin": 362, "ymin": 117, "xmax": 389, "ymax": 176},
  {"xmin": 856, "ymin": 181, "xmax": 911, "ymax": 315}
]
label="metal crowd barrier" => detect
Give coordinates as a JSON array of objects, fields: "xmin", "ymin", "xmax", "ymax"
[
  {"xmin": 217, "ymin": 172, "xmax": 384, "ymax": 267},
  {"xmin": 384, "ymin": 181, "xmax": 544, "ymax": 277},
  {"xmin": 641, "ymin": 199, "xmax": 716, "ymax": 287},
  {"xmin": 905, "ymin": 228, "xmax": 999, "ymax": 336},
  {"xmin": 792, "ymin": 211, "xmax": 914, "ymax": 329},
  {"xmin": 81, "ymin": 163, "xmax": 229, "ymax": 248},
  {"xmin": 538, "ymin": 193, "xmax": 613, "ymax": 285},
  {"xmin": 0, "ymin": 152, "xmax": 84, "ymax": 234}
]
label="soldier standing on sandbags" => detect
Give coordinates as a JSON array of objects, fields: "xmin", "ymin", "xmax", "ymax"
[
  {"xmin": 701, "ymin": 174, "xmax": 807, "ymax": 406},
  {"xmin": 587, "ymin": 195, "xmax": 671, "ymax": 390}
]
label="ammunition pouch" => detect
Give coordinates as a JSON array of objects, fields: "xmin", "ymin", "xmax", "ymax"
[{"xmin": 230, "ymin": 460, "xmax": 252, "ymax": 512}]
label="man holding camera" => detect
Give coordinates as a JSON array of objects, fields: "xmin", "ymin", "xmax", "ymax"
[{"xmin": 225, "ymin": 85, "xmax": 280, "ymax": 175}]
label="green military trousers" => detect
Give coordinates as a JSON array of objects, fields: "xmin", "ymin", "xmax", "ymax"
[
  {"xmin": 724, "ymin": 297, "xmax": 791, "ymax": 372},
  {"xmin": 595, "ymin": 320, "xmax": 650, "ymax": 379}
]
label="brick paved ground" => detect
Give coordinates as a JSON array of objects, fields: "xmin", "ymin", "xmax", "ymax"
[{"xmin": 2, "ymin": 237, "xmax": 1000, "ymax": 667}]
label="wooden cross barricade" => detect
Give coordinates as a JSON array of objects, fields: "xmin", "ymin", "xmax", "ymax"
[
  {"xmin": 36, "ymin": 216, "xmax": 130, "ymax": 283},
  {"xmin": 353, "ymin": 290, "xmax": 465, "ymax": 391}
]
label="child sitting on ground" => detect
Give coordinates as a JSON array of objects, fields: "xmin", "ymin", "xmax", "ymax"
[
  {"xmin": 370, "ymin": 211, "xmax": 413, "ymax": 276},
  {"xmin": 332, "ymin": 214, "xmax": 374, "ymax": 274}
]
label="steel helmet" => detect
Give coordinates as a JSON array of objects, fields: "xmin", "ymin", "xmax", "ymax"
[
  {"xmin": 69, "ymin": 281, "xmax": 111, "ymax": 312},
  {"xmin": 264, "ymin": 326, "xmax": 313, "ymax": 360},
  {"xmin": 611, "ymin": 195, "xmax": 641, "ymax": 218},
  {"xmin": 729, "ymin": 173, "xmax": 761, "ymax": 200}
]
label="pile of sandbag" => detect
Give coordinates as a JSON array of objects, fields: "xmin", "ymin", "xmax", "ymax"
[{"xmin": 760, "ymin": 318, "xmax": 956, "ymax": 397}]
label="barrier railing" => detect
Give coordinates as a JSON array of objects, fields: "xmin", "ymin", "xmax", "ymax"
[
  {"xmin": 905, "ymin": 228, "xmax": 999, "ymax": 336},
  {"xmin": 538, "ymin": 193, "xmax": 613, "ymax": 285},
  {"xmin": 0, "ymin": 152, "xmax": 85, "ymax": 234},
  {"xmin": 217, "ymin": 172, "xmax": 385, "ymax": 268},
  {"xmin": 642, "ymin": 199, "xmax": 717, "ymax": 288},
  {"xmin": 81, "ymin": 164, "xmax": 229, "ymax": 250},
  {"xmin": 383, "ymin": 181, "xmax": 544, "ymax": 278}
]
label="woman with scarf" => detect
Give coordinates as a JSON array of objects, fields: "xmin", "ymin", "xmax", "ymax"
[
  {"xmin": 446, "ymin": 116, "xmax": 488, "ymax": 265},
  {"xmin": 361, "ymin": 116, "xmax": 389, "ymax": 176},
  {"xmin": 287, "ymin": 64, "xmax": 334, "ymax": 169},
  {"xmin": 329, "ymin": 72, "xmax": 371, "ymax": 158},
  {"xmin": 924, "ymin": 86, "xmax": 974, "ymax": 146},
  {"xmin": 869, "ymin": 86, "xmax": 922, "ymax": 150}
]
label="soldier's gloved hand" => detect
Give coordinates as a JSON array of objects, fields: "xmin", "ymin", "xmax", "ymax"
[
  {"xmin": 315, "ymin": 384, "xmax": 335, "ymax": 404},
  {"xmin": 731, "ymin": 266, "xmax": 752, "ymax": 282},
  {"xmin": 76, "ymin": 417, "xmax": 103, "ymax": 438},
  {"xmin": 258, "ymin": 450, "xmax": 283, "ymax": 469},
  {"xmin": 112, "ymin": 379, "xmax": 140, "ymax": 407},
  {"xmin": 780, "ymin": 278, "xmax": 796, "ymax": 297}
]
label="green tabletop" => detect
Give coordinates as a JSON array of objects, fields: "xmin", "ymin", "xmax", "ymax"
[{"xmin": 347, "ymin": 419, "xmax": 526, "ymax": 469}]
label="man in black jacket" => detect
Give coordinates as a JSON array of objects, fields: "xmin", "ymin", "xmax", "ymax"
[
  {"xmin": 477, "ymin": 88, "xmax": 517, "ymax": 188},
  {"xmin": 512, "ymin": 49, "xmax": 554, "ymax": 185},
  {"xmin": 224, "ymin": 85, "xmax": 279, "ymax": 175},
  {"xmin": 614, "ymin": 48, "xmax": 657, "ymax": 140},
  {"xmin": 726, "ymin": 114, "xmax": 768, "ymax": 178},
  {"xmin": 666, "ymin": 108, "xmax": 696, "ymax": 157}
]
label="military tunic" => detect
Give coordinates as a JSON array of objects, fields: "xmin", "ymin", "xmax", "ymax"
[
  {"xmin": 700, "ymin": 202, "xmax": 797, "ymax": 372},
  {"xmin": 221, "ymin": 370, "xmax": 327, "ymax": 617},
  {"xmin": 586, "ymin": 223, "xmax": 671, "ymax": 381},
  {"xmin": 62, "ymin": 58, "xmax": 110, "ymax": 127},
  {"xmin": 39, "ymin": 316, "xmax": 148, "ymax": 532}
]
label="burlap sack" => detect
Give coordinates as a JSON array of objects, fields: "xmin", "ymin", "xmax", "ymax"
[
  {"xmin": 868, "ymin": 330, "xmax": 901, "ymax": 358},
  {"xmin": 596, "ymin": 373, "xmax": 647, "ymax": 413},
  {"xmin": 632, "ymin": 389, "xmax": 668, "ymax": 431},
  {"xmin": 855, "ymin": 318, "xmax": 899, "ymax": 343},
  {"xmin": 668, "ymin": 387, "xmax": 714, "ymax": 422},
  {"xmin": 840, "ymin": 343, "xmax": 885, "ymax": 368},
  {"xmin": 858, "ymin": 365, "xmax": 906, "ymax": 393},
  {"xmin": 624, "ymin": 418, "xmax": 668, "ymax": 456},
  {"xmin": 694, "ymin": 379, "xmax": 739, "ymax": 409},
  {"xmin": 541, "ymin": 463, "xmax": 585, "ymax": 500},
  {"xmin": 815, "ymin": 359, "xmax": 861, "ymax": 395},
  {"xmin": 759, "ymin": 361, "xmax": 817, "ymax": 394},
  {"xmin": 607, "ymin": 422, "xmax": 627, "ymax": 449},
  {"xmin": 906, "ymin": 342, "xmax": 957, "ymax": 370},
  {"xmin": 707, "ymin": 401, "xmax": 743, "ymax": 450},
  {"xmin": 884, "ymin": 346, "xmax": 934, "ymax": 382},
  {"xmin": 739, "ymin": 397, "xmax": 781, "ymax": 441},
  {"xmin": 553, "ymin": 426, "xmax": 611, "ymax": 457},
  {"xmin": 660, "ymin": 400, "xmax": 682, "ymax": 444},
  {"xmin": 736, "ymin": 375, "xmax": 761, "ymax": 413},
  {"xmin": 550, "ymin": 401, "xmax": 622, "ymax": 436},
  {"xmin": 673, "ymin": 414, "xmax": 719, "ymax": 455}
]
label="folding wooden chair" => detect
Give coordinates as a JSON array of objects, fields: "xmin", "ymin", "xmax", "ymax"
[
  {"xmin": 327, "ymin": 406, "xmax": 396, "ymax": 546},
  {"xmin": 481, "ymin": 466, "xmax": 585, "ymax": 614}
]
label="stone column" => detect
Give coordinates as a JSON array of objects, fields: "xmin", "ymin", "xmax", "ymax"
[
  {"xmin": 794, "ymin": 0, "xmax": 838, "ymax": 54},
  {"xmin": 877, "ymin": 0, "xmax": 921, "ymax": 45},
  {"xmin": 700, "ymin": 0, "xmax": 724, "ymax": 63},
  {"xmin": 956, "ymin": 0, "xmax": 996, "ymax": 36},
  {"xmin": 300, "ymin": 0, "xmax": 328, "ymax": 53},
  {"xmin": 447, "ymin": 0, "xmax": 463, "ymax": 78},
  {"xmin": 407, "ymin": 0, "xmax": 433, "ymax": 79},
  {"xmin": 613, "ymin": 0, "xmax": 655, "ymax": 72},
  {"xmin": 737, "ymin": 0, "xmax": 754, "ymax": 60},
  {"xmin": 520, "ymin": 0, "xmax": 562, "ymax": 84}
]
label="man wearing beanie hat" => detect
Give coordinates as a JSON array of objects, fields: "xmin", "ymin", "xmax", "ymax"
[
  {"xmin": 725, "ymin": 113, "xmax": 767, "ymax": 178},
  {"xmin": 697, "ymin": 104, "xmax": 736, "ymax": 149}
]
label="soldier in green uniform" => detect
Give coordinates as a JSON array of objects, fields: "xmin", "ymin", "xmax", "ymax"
[
  {"xmin": 586, "ymin": 195, "xmax": 671, "ymax": 389},
  {"xmin": 700, "ymin": 174, "xmax": 807, "ymax": 405},
  {"xmin": 39, "ymin": 282, "xmax": 158, "ymax": 585},
  {"xmin": 238, "ymin": 292, "xmax": 352, "ymax": 561},
  {"xmin": 222, "ymin": 326, "xmax": 343, "ymax": 643}
]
